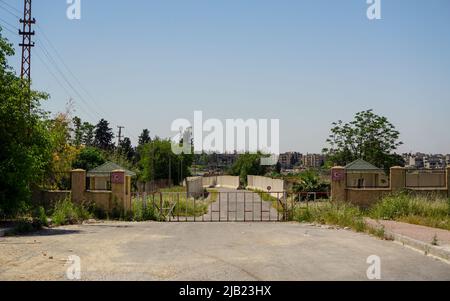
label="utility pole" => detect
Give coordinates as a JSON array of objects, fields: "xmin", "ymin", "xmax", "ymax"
[
  {"xmin": 19, "ymin": 0, "xmax": 35, "ymax": 84},
  {"xmin": 117, "ymin": 126, "xmax": 125, "ymax": 146}
]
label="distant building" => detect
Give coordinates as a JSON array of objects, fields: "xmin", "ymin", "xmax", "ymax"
[
  {"xmin": 278, "ymin": 152, "xmax": 301, "ymax": 169},
  {"xmin": 404, "ymin": 153, "xmax": 447, "ymax": 169},
  {"xmin": 302, "ymin": 153, "xmax": 326, "ymax": 169}
]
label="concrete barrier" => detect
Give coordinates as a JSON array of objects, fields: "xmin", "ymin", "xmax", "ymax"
[
  {"xmin": 246, "ymin": 175, "xmax": 286, "ymax": 197},
  {"xmin": 201, "ymin": 176, "xmax": 240, "ymax": 189},
  {"xmin": 186, "ymin": 177, "xmax": 204, "ymax": 197}
]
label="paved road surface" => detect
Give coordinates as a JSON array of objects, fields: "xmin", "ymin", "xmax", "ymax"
[
  {"xmin": 1, "ymin": 222, "xmax": 449, "ymax": 281},
  {"xmin": 197, "ymin": 189, "xmax": 280, "ymax": 222}
]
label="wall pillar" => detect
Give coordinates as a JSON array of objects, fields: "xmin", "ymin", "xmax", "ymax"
[
  {"xmin": 331, "ymin": 167, "xmax": 346, "ymax": 202},
  {"xmin": 111, "ymin": 170, "xmax": 127, "ymax": 213},
  {"xmin": 390, "ymin": 166, "xmax": 406, "ymax": 192},
  {"xmin": 71, "ymin": 169, "xmax": 86, "ymax": 204}
]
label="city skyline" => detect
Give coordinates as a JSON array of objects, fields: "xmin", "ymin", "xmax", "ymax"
[{"xmin": 1, "ymin": 0, "xmax": 449, "ymax": 153}]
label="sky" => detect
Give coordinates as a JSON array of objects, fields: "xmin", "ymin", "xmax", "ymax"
[{"xmin": 1, "ymin": 0, "xmax": 450, "ymax": 154}]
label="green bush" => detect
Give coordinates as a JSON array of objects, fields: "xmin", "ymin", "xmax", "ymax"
[
  {"xmin": 51, "ymin": 199, "xmax": 92, "ymax": 226},
  {"xmin": 294, "ymin": 202, "xmax": 366, "ymax": 232},
  {"xmin": 131, "ymin": 198, "xmax": 160, "ymax": 221},
  {"xmin": 33, "ymin": 206, "xmax": 49, "ymax": 227}
]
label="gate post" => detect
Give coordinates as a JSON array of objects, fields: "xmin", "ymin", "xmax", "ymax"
[
  {"xmin": 111, "ymin": 170, "xmax": 127, "ymax": 213},
  {"xmin": 331, "ymin": 166, "xmax": 346, "ymax": 202},
  {"xmin": 390, "ymin": 166, "xmax": 406, "ymax": 192},
  {"xmin": 71, "ymin": 169, "xmax": 86, "ymax": 204}
]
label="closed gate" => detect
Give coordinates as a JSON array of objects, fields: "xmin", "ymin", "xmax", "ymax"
[{"xmin": 132, "ymin": 190, "xmax": 294, "ymax": 222}]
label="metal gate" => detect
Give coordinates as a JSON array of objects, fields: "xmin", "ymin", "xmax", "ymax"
[{"xmin": 132, "ymin": 190, "xmax": 296, "ymax": 222}]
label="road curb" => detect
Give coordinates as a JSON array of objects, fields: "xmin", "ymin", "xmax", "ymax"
[{"xmin": 385, "ymin": 230, "xmax": 450, "ymax": 262}]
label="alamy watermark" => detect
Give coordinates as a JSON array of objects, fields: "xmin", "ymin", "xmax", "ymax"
[
  {"xmin": 67, "ymin": 0, "xmax": 81, "ymax": 20},
  {"xmin": 171, "ymin": 111, "xmax": 280, "ymax": 166},
  {"xmin": 366, "ymin": 255, "xmax": 381, "ymax": 280},
  {"xmin": 66, "ymin": 255, "xmax": 81, "ymax": 280},
  {"xmin": 367, "ymin": 0, "xmax": 382, "ymax": 20}
]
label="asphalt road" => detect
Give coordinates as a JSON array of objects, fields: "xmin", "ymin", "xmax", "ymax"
[{"xmin": 1, "ymin": 221, "xmax": 449, "ymax": 281}]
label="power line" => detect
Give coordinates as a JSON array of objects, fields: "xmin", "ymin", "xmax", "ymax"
[
  {"xmin": 2, "ymin": 0, "xmax": 138, "ymax": 141},
  {"xmin": 0, "ymin": 0, "xmax": 21, "ymax": 14},
  {"xmin": 33, "ymin": 25, "xmax": 138, "ymax": 141},
  {"xmin": 0, "ymin": 19, "xmax": 17, "ymax": 37},
  {"xmin": 0, "ymin": 2, "xmax": 20, "ymax": 19},
  {"xmin": 35, "ymin": 48, "xmax": 99, "ymax": 122}
]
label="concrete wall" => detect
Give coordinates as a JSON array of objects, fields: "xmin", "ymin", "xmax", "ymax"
[
  {"xmin": 331, "ymin": 166, "xmax": 450, "ymax": 207},
  {"xmin": 186, "ymin": 177, "xmax": 204, "ymax": 197},
  {"xmin": 406, "ymin": 173, "xmax": 446, "ymax": 188},
  {"xmin": 32, "ymin": 190, "xmax": 71, "ymax": 209},
  {"xmin": 85, "ymin": 191, "xmax": 113, "ymax": 212},
  {"xmin": 246, "ymin": 175, "xmax": 285, "ymax": 197},
  {"xmin": 201, "ymin": 176, "xmax": 240, "ymax": 189}
]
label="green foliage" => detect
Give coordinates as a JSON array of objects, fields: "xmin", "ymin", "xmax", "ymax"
[
  {"xmin": 72, "ymin": 147, "xmax": 106, "ymax": 170},
  {"xmin": 370, "ymin": 192, "xmax": 450, "ymax": 230},
  {"xmin": 139, "ymin": 139, "xmax": 193, "ymax": 185},
  {"xmin": 94, "ymin": 119, "xmax": 115, "ymax": 150},
  {"xmin": 292, "ymin": 170, "xmax": 329, "ymax": 193},
  {"xmin": 131, "ymin": 198, "xmax": 161, "ymax": 221},
  {"xmin": 230, "ymin": 153, "xmax": 268, "ymax": 186},
  {"xmin": 50, "ymin": 199, "xmax": 92, "ymax": 226},
  {"xmin": 33, "ymin": 206, "xmax": 49, "ymax": 227},
  {"xmin": 118, "ymin": 137, "xmax": 135, "ymax": 161},
  {"xmin": 323, "ymin": 110, "xmax": 404, "ymax": 171},
  {"xmin": 0, "ymin": 31, "xmax": 53, "ymax": 217},
  {"xmin": 138, "ymin": 129, "xmax": 151, "ymax": 146}
]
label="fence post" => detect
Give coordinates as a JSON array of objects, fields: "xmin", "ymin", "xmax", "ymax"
[
  {"xmin": 390, "ymin": 166, "xmax": 406, "ymax": 192},
  {"xmin": 331, "ymin": 166, "xmax": 346, "ymax": 202},
  {"xmin": 71, "ymin": 169, "xmax": 86, "ymax": 204}
]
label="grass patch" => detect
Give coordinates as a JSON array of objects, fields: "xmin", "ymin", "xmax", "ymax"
[
  {"xmin": 159, "ymin": 186, "xmax": 186, "ymax": 193},
  {"xmin": 50, "ymin": 199, "xmax": 92, "ymax": 226},
  {"xmin": 369, "ymin": 192, "xmax": 450, "ymax": 231},
  {"xmin": 294, "ymin": 202, "xmax": 367, "ymax": 232},
  {"xmin": 131, "ymin": 192, "xmax": 216, "ymax": 221}
]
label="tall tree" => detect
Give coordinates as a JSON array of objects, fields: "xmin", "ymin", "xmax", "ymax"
[
  {"xmin": 139, "ymin": 139, "xmax": 193, "ymax": 185},
  {"xmin": 118, "ymin": 137, "xmax": 135, "ymax": 161},
  {"xmin": 94, "ymin": 119, "xmax": 114, "ymax": 150},
  {"xmin": 72, "ymin": 116, "xmax": 83, "ymax": 147},
  {"xmin": 82, "ymin": 122, "xmax": 95, "ymax": 146},
  {"xmin": 72, "ymin": 147, "xmax": 105, "ymax": 171},
  {"xmin": 323, "ymin": 110, "xmax": 404, "ymax": 170},
  {"xmin": 138, "ymin": 129, "xmax": 151, "ymax": 146},
  {"xmin": 0, "ymin": 30, "xmax": 53, "ymax": 216}
]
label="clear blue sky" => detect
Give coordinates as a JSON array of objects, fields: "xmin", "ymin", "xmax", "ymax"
[{"xmin": 1, "ymin": 0, "xmax": 450, "ymax": 153}]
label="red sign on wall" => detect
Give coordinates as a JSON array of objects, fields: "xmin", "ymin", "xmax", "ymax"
[
  {"xmin": 111, "ymin": 172, "xmax": 125, "ymax": 184},
  {"xmin": 332, "ymin": 170, "xmax": 345, "ymax": 181}
]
